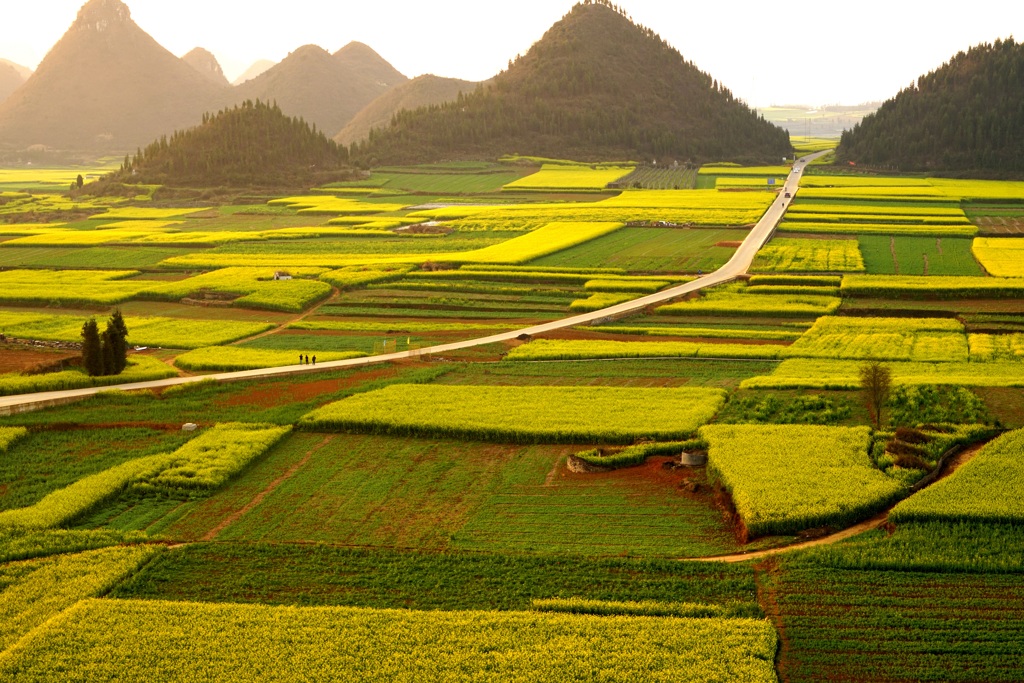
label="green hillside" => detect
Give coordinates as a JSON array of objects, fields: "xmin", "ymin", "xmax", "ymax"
[
  {"xmin": 838, "ymin": 39, "xmax": 1024, "ymax": 174},
  {"xmin": 350, "ymin": 0, "xmax": 791, "ymax": 165},
  {"xmin": 102, "ymin": 100, "xmax": 351, "ymax": 188}
]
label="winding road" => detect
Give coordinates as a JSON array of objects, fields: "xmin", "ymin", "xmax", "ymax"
[{"xmin": 0, "ymin": 151, "xmax": 830, "ymax": 416}]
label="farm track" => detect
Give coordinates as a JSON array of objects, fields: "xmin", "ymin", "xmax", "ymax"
[
  {"xmin": 0, "ymin": 150, "xmax": 831, "ymax": 415},
  {"xmin": 688, "ymin": 441, "xmax": 987, "ymax": 564}
]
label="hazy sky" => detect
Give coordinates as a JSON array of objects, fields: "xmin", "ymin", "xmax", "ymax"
[{"xmin": 2, "ymin": 0, "xmax": 1021, "ymax": 106}]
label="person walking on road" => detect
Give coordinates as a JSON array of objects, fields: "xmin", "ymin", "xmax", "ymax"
[
  {"xmin": 305, "ymin": 354, "xmax": 309, "ymax": 365},
  {"xmin": 299, "ymin": 354, "xmax": 304, "ymax": 365},
  {"xmin": 312, "ymin": 355, "xmax": 317, "ymax": 366}
]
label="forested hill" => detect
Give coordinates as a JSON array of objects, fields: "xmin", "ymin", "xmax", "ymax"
[
  {"xmin": 103, "ymin": 100, "xmax": 352, "ymax": 188},
  {"xmin": 837, "ymin": 39, "xmax": 1024, "ymax": 174},
  {"xmin": 349, "ymin": 0, "xmax": 791, "ymax": 165}
]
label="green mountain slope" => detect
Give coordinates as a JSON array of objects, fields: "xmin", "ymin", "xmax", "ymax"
[
  {"xmin": 103, "ymin": 100, "xmax": 352, "ymax": 188},
  {"xmin": 837, "ymin": 39, "xmax": 1024, "ymax": 173},
  {"xmin": 350, "ymin": 0, "xmax": 790, "ymax": 164}
]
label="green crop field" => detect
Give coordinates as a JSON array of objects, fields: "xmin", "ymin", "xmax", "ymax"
[
  {"xmin": 162, "ymin": 432, "xmax": 741, "ymax": 558},
  {"xmin": 0, "ymin": 246, "xmax": 194, "ymax": 269},
  {"xmin": 858, "ymin": 235, "xmax": 985, "ymax": 275},
  {"xmin": 766, "ymin": 566, "xmax": 1024, "ymax": 683},
  {"xmin": 111, "ymin": 542, "xmax": 762, "ymax": 612},
  {"xmin": 529, "ymin": 227, "xmax": 741, "ymax": 272}
]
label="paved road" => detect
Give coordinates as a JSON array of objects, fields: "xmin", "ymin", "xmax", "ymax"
[{"xmin": 0, "ymin": 151, "xmax": 830, "ymax": 415}]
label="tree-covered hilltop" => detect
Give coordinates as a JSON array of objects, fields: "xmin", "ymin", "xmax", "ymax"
[
  {"xmin": 837, "ymin": 39, "xmax": 1024, "ymax": 174},
  {"xmin": 349, "ymin": 0, "xmax": 791, "ymax": 165},
  {"xmin": 103, "ymin": 100, "xmax": 352, "ymax": 188}
]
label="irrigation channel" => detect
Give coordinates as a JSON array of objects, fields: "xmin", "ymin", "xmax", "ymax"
[{"xmin": 0, "ymin": 150, "xmax": 832, "ymax": 416}]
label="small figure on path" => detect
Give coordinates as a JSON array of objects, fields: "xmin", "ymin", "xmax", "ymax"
[
  {"xmin": 312, "ymin": 355, "xmax": 317, "ymax": 366},
  {"xmin": 305, "ymin": 354, "xmax": 310, "ymax": 365},
  {"xmin": 299, "ymin": 354, "xmax": 304, "ymax": 365}
]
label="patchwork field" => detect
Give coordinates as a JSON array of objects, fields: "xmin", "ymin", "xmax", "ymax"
[{"xmin": 2, "ymin": 159, "xmax": 1024, "ymax": 681}]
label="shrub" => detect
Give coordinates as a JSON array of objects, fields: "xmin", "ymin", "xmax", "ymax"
[{"xmin": 887, "ymin": 385, "xmax": 989, "ymax": 427}]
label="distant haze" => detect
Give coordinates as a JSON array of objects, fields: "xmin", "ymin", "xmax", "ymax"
[{"xmin": 3, "ymin": 0, "xmax": 1021, "ymax": 106}]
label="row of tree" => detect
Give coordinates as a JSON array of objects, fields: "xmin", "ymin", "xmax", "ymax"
[{"xmin": 80, "ymin": 310, "xmax": 129, "ymax": 377}]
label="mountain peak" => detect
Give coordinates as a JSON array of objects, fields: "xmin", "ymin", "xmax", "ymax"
[
  {"xmin": 290, "ymin": 44, "xmax": 332, "ymax": 61},
  {"xmin": 74, "ymin": 0, "xmax": 132, "ymax": 30},
  {"xmin": 334, "ymin": 42, "xmax": 406, "ymax": 89},
  {"xmin": 182, "ymin": 47, "xmax": 229, "ymax": 88},
  {"xmin": 334, "ymin": 42, "xmax": 377, "ymax": 60}
]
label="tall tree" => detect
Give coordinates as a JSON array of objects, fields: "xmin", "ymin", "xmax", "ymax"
[
  {"xmin": 860, "ymin": 362, "xmax": 893, "ymax": 429},
  {"xmin": 81, "ymin": 319, "xmax": 103, "ymax": 377},
  {"xmin": 100, "ymin": 329, "xmax": 118, "ymax": 376},
  {"xmin": 106, "ymin": 309, "xmax": 130, "ymax": 374}
]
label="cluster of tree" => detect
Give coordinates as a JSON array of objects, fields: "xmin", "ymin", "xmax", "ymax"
[
  {"xmin": 96, "ymin": 100, "xmax": 352, "ymax": 189},
  {"xmin": 350, "ymin": 0, "xmax": 790, "ymax": 165},
  {"xmin": 838, "ymin": 39, "xmax": 1024, "ymax": 174},
  {"xmin": 81, "ymin": 310, "xmax": 129, "ymax": 377}
]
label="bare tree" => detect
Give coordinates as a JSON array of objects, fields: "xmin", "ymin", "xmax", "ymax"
[{"xmin": 860, "ymin": 362, "xmax": 893, "ymax": 429}]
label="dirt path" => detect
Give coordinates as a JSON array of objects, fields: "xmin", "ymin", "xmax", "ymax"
[
  {"xmin": 934, "ymin": 442, "xmax": 984, "ymax": 481},
  {"xmin": 688, "ymin": 513, "xmax": 890, "ymax": 564},
  {"xmin": 230, "ymin": 286, "xmax": 342, "ymax": 346},
  {"xmin": 688, "ymin": 442, "xmax": 987, "ymax": 564},
  {"xmin": 200, "ymin": 434, "xmax": 335, "ymax": 541}
]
